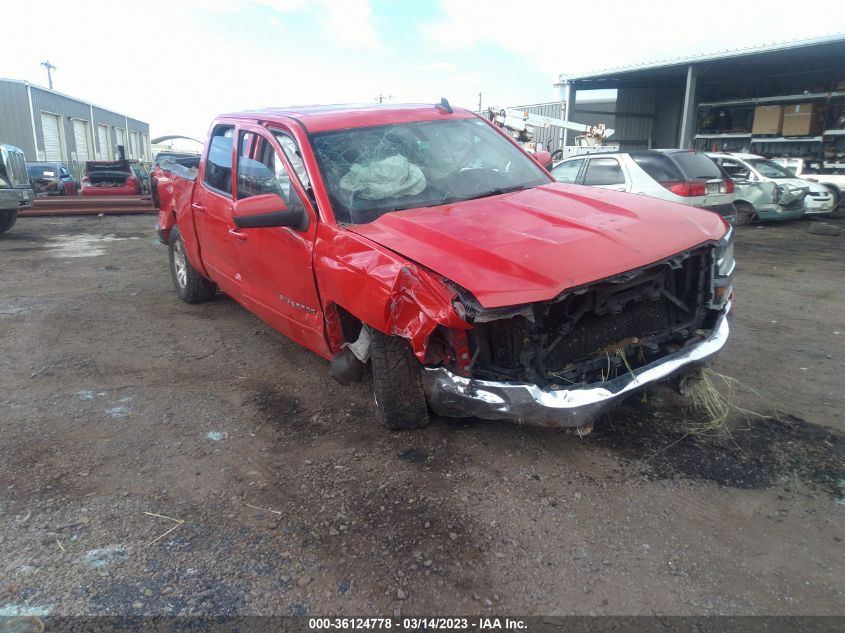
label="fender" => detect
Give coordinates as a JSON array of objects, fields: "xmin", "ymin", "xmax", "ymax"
[{"xmin": 314, "ymin": 223, "xmax": 469, "ymax": 361}]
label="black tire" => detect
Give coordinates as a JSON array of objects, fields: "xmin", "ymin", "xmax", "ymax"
[
  {"xmin": 734, "ymin": 202, "xmax": 755, "ymax": 226},
  {"xmin": 0, "ymin": 210, "xmax": 18, "ymax": 234},
  {"xmin": 168, "ymin": 225, "xmax": 216, "ymax": 303},
  {"xmin": 370, "ymin": 330, "xmax": 430, "ymax": 431}
]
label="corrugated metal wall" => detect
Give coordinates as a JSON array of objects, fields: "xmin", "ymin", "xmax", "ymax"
[
  {"xmin": 92, "ymin": 106, "xmax": 125, "ymax": 159},
  {"xmin": 0, "ymin": 81, "xmax": 36, "ymax": 158},
  {"xmin": 612, "ymin": 87, "xmax": 656, "ymax": 150},
  {"xmin": 652, "ymin": 85, "xmax": 684, "ymax": 148},
  {"xmin": 513, "ymin": 100, "xmax": 617, "ymax": 153}
]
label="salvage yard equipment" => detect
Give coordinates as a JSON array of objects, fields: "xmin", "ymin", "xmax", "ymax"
[{"xmin": 485, "ymin": 107, "xmax": 618, "ymax": 158}]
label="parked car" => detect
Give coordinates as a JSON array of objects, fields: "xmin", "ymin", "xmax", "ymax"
[
  {"xmin": 27, "ymin": 161, "xmax": 77, "ymax": 196},
  {"xmin": 710, "ymin": 152, "xmax": 836, "ymax": 220},
  {"xmin": 0, "ymin": 144, "xmax": 33, "ymax": 234},
  {"xmin": 550, "ymin": 150, "xmax": 738, "ymax": 224},
  {"xmin": 157, "ymin": 104, "xmax": 733, "ymax": 432},
  {"xmin": 706, "ymin": 152, "xmax": 812, "ymax": 223},
  {"xmin": 770, "ymin": 157, "xmax": 845, "ymax": 208},
  {"xmin": 80, "ymin": 159, "xmax": 141, "ymax": 196},
  {"xmin": 151, "ymin": 152, "xmax": 199, "ymax": 208}
]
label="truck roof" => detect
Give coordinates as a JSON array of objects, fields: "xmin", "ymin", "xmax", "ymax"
[{"xmin": 219, "ymin": 103, "xmax": 477, "ymax": 133}]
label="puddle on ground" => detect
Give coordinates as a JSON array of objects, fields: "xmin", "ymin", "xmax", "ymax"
[
  {"xmin": 45, "ymin": 234, "xmax": 139, "ymax": 258},
  {"xmin": 592, "ymin": 407, "xmax": 844, "ymax": 496}
]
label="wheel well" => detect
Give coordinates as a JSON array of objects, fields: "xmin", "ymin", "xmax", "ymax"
[
  {"xmin": 334, "ymin": 305, "xmax": 364, "ymax": 344},
  {"xmin": 822, "ymin": 183, "xmax": 841, "ymax": 197}
]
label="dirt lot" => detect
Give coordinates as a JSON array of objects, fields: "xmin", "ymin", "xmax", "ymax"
[{"xmin": 1, "ymin": 213, "xmax": 843, "ymax": 618}]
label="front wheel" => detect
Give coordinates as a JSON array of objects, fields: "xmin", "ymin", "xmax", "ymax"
[
  {"xmin": 0, "ymin": 210, "xmax": 18, "ymax": 234},
  {"xmin": 370, "ymin": 331, "xmax": 430, "ymax": 431},
  {"xmin": 168, "ymin": 225, "xmax": 216, "ymax": 303}
]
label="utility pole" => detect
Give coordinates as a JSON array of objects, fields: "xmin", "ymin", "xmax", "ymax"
[
  {"xmin": 375, "ymin": 93, "xmax": 392, "ymax": 104},
  {"xmin": 40, "ymin": 61, "xmax": 56, "ymax": 89},
  {"xmin": 478, "ymin": 92, "xmax": 482, "ymax": 112}
]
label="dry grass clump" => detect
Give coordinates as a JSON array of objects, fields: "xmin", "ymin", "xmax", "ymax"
[{"xmin": 686, "ymin": 368, "xmax": 769, "ymax": 434}]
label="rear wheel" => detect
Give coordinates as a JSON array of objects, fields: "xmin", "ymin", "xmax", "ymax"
[
  {"xmin": 734, "ymin": 202, "xmax": 755, "ymax": 226},
  {"xmin": 0, "ymin": 210, "xmax": 18, "ymax": 234},
  {"xmin": 370, "ymin": 330, "xmax": 430, "ymax": 431},
  {"xmin": 168, "ymin": 225, "xmax": 216, "ymax": 303}
]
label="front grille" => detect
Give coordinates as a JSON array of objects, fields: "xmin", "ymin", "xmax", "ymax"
[
  {"xmin": 544, "ymin": 298, "xmax": 669, "ymax": 372},
  {"xmin": 469, "ymin": 246, "xmax": 711, "ymax": 384}
]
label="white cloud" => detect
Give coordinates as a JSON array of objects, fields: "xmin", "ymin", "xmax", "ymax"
[
  {"xmin": 422, "ymin": 0, "xmax": 845, "ymax": 78},
  {"xmin": 255, "ymin": 0, "xmax": 381, "ymax": 48},
  {"xmin": 320, "ymin": 0, "xmax": 381, "ymax": 49}
]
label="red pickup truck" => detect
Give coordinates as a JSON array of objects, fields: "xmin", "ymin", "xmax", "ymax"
[{"xmin": 156, "ymin": 102, "xmax": 733, "ymax": 432}]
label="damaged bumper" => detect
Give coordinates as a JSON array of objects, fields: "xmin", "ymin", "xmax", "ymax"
[{"xmin": 422, "ymin": 305, "xmax": 731, "ymax": 429}]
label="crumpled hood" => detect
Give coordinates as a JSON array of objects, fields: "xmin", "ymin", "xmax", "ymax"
[
  {"xmin": 777, "ymin": 177, "xmax": 829, "ymax": 195},
  {"xmin": 347, "ymin": 183, "xmax": 728, "ymax": 308}
]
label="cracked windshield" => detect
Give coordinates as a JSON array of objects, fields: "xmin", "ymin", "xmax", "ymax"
[{"xmin": 312, "ymin": 117, "xmax": 550, "ymax": 224}]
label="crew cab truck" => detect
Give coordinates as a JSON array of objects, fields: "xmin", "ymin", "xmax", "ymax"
[
  {"xmin": 158, "ymin": 103, "xmax": 734, "ymax": 432},
  {"xmin": 0, "ymin": 144, "xmax": 33, "ymax": 234}
]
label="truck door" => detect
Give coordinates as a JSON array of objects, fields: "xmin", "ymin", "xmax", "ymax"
[
  {"xmin": 192, "ymin": 124, "xmax": 241, "ymax": 293},
  {"xmin": 231, "ymin": 124, "xmax": 329, "ymax": 357},
  {"xmin": 581, "ymin": 156, "xmax": 629, "ymax": 192}
]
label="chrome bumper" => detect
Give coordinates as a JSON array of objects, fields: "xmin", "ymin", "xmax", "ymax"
[
  {"xmin": 0, "ymin": 187, "xmax": 32, "ymax": 210},
  {"xmin": 422, "ymin": 307, "xmax": 731, "ymax": 428}
]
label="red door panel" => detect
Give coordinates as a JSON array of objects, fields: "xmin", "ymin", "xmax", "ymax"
[{"xmin": 231, "ymin": 124, "xmax": 329, "ymax": 357}]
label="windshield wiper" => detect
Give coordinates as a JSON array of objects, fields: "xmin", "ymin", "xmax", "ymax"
[{"xmin": 452, "ymin": 185, "xmax": 529, "ymax": 203}]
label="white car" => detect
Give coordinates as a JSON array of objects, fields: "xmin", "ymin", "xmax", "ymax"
[
  {"xmin": 771, "ymin": 157, "xmax": 845, "ymax": 208},
  {"xmin": 709, "ymin": 153, "xmax": 835, "ymax": 218},
  {"xmin": 550, "ymin": 150, "xmax": 738, "ymax": 224}
]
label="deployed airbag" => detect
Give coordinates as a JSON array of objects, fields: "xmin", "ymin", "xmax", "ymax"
[{"xmin": 340, "ymin": 155, "xmax": 426, "ymax": 200}]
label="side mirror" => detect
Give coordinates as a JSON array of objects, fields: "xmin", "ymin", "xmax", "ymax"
[
  {"xmin": 232, "ymin": 193, "xmax": 308, "ymax": 230},
  {"xmin": 531, "ymin": 150, "xmax": 553, "ymax": 170}
]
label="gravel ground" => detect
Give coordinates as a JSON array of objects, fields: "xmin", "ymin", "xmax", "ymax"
[{"xmin": 0, "ymin": 213, "xmax": 843, "ymax": 618}]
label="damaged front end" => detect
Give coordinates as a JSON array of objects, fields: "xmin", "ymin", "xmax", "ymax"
[{"xmin": 424, "ymin": 231, "xmax": 734, "ymax": 429}]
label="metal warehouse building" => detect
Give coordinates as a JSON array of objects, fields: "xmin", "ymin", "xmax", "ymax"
[
  {"xmin": 0, "ymin": 78, "xmax": 150, "ymax": 180},
  {"xmin": 552, "ymin": 33, "xmax": 845, "ymax": 154}
]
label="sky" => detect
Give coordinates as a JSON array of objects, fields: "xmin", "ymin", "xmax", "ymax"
[{"xmin": 2, "ymin": 0, "xmax": 843, "ymax": 141}]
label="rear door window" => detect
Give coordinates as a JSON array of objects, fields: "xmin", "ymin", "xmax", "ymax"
[
  {"xmin": 630, "ymin": 153, "xmax": 683, "ymax": 182},
  {"xmin": 203, "ymin": 125, "xmax": 234, "ymax": 195},
  {"xmin": 550, "ymin": 158, "xmax": 584, "ymax": 183},
  {"xmin": 667, "ymin": 152, "xmax": 724, "ymax": 180},
  {"xmin": 583, "ymin": 157, "xmax": 624, "ymax": 186}
]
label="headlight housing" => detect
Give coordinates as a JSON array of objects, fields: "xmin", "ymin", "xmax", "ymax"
[{"xmin": 710, "ymin": 226, "xmax": 734, "ymax": 309}]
